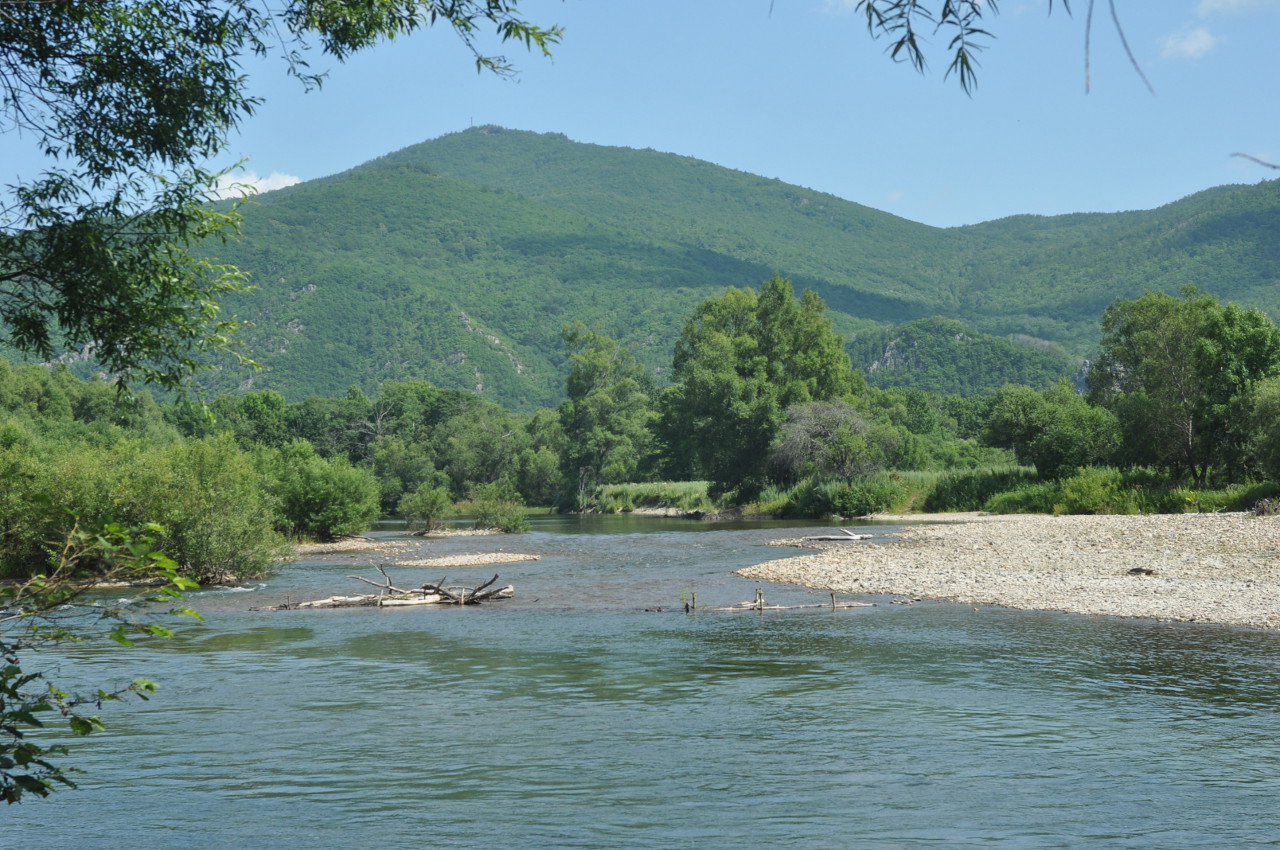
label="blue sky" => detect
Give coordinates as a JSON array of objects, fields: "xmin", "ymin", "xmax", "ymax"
[{"xmin": 8, "ymin": 1, "xmax": 1280, "ymax": 227}]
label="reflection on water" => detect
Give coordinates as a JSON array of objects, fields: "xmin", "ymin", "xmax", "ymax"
[{"xmin": 12, "ymin": 517, "xmax": 1280, "ymax": 848}]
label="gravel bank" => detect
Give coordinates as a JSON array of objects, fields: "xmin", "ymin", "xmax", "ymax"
[{"xmin": 739, "ymin": 513, "xmax": 1280, "ymax": 630}]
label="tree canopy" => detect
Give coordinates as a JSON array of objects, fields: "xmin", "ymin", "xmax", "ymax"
[
  {"xmin": 661, "ymin": 274, "xmax": 859, "ymax": 499},
  {"xmin": 1086, "ymin": 288, "xmax": 1280, "ymax": 484},
  {"xmin": 0, "ymin": 0, "xmax": 559, "ymax": 388}
]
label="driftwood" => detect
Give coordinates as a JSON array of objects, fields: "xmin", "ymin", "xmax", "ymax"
[
  {"xmin": 803, "ymin": 528, "xmax": 871, "ymax": 542},
  {"xmin": 252, "ymin": 567, "xmax": 514, "ymax": 611},
  {"xmin": 700, "ymin": 588, "xmax": 874, "ymax": 613}
]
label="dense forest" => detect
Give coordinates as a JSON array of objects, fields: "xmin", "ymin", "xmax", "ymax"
[{"xmin": 57, "ymin": 126, "xmax": 1272, "ymax": 409}]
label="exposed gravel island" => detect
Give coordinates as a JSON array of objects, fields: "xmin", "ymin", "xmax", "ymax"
[{"xmin": 740, "ymin": 512, "xmax": 1280, "ymax": 630}]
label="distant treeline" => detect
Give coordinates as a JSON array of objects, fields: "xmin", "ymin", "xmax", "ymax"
[{"xmin": 4, "ymin": 280, "xmax": 1279, "ymax": 583}]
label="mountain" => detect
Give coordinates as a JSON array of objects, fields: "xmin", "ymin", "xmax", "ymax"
[
  {"xmin": 198, "ymin": 126, "xmax": 1280, "ymax": 407},
  {"xmin": 849, "ymin": 317, "xmax": 1080, "ymax": 396}
]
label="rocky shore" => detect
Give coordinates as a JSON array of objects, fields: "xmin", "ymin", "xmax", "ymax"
[{"xmin": 739, "ymin": 512, "xmax": 1280, "ymax": 630}]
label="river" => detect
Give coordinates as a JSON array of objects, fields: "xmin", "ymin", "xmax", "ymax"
[{"xmin": 10, "ymin": 516, "xmax": 1280, "ymax": 848}]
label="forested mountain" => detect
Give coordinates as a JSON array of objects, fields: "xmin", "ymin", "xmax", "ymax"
[
  {"xmin": 194, "ymin": 126, "xmax": 1279, "ymax": 407},
  {"xmin": 849, "ymin": 317, "xmax": 1080, "ymax": 396}
]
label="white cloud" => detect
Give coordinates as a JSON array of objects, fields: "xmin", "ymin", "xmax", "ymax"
[
  {"xmin": 1160, "ymin": 26, "xmax": 1223, "ymax": 59},
  {"xmin": 1198, "ymin": 0, "xmax": 1280, "ymax": 16},
  {"xmin": 210, "ymin": 169, "xmax": 301, "ymax": 200}
]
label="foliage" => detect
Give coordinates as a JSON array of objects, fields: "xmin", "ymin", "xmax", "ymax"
[
  {"xmin": 851, "ymin": 0, "xmax": 1019, "ymax": 93},
  {"xmin": 466, "ymin": 481, "xmax": 529, "ymax": 532},
  {"xmin": 1087, "ymin": 288, "xmax": 1280, "ymax": 484},
  {"xmin": 589, "ymin": 481, "xmax": 714, "ymax": 514},
  {"xmin": 662, "ymin": 274, "xmax": 858, "ymax": 500},
  {"xmin": 984, "ymin": 380, "xmax": 1120, "ymax": 479},
  {"xmin": 1248, "ymin": 377, "xmax": 1280, "ymax": 481},
  {"xmin": 982, "ymin": 481, "xmax": 1062, "ymax": 515},
  {"xmin": 262, "ymin": 440, "xmax": 380, "ymax": 541},
  {"xmin": 143, "ymin": 436, "xmax": 287, "ymax": 582},
  {"xmin": 432, "ymin": 401, "xmax": 531, "ymax": 498},
  {"xmin": 921, "ymin": 466, "xmax": 1039, "ymax": 512},
  {"xmin": 851, "ymin": 317, "xmax": 1078, "ymax": 396},
  {"xmin": 1054, "ymin": 467, "xmax": 1138, "ymax": 515},
  {"xmin": 769, "ymin": 400, "xmax": 875, "ymax": 483},
  {"xmin": 0, "ymin": 429, "xmax": 284, "ymax": 582},
  {"xmin": 368, "ymin": 436, "xmax": 448, "ymax": 514},
  {"xmin": 781, "ymin": 474, "xmax": 908, "ymax": 519},
  {"xmin": 398, "ymin": 483, "xmax": 454, "ymax": 532},
  {"xmin": 558, "ymin": 324, "xmax": 655, "ymax": 508},
  {"xmin": 1, "ymin": 522, "xmax": 198, "ymax": 802}
]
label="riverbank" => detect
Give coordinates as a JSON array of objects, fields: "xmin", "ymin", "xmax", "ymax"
[{"xmin": 740, "ymin": 512, "xmax": 1280, "ymax": 630}]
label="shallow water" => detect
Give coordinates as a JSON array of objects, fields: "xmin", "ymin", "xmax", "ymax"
[{"xmin": 11, "ymin": 516, "xmax": 1280, "ymax": 848}]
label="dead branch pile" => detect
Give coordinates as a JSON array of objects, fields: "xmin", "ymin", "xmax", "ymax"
[{"xmin": 252, "ymin": 567, "xmax": 514, "ymax": 611}]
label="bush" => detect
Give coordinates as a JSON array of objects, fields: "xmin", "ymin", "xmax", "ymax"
[
  {"xmin": 983, "ymin": 481, "xmax": 1061, "ymax": 514},
  {"xmin": 923, "ymin": 467, "xmax": 1038, "ymax": 512},
  {"xmin": 468, "ymin": 481, "xmax": 529, "ymax": 532},
  {"xmin": 1054, "ymin": 467, "xmax": 1137, "ymax": 515},
  {"xmin": 398, "ymin": 483, "xmax": 454, "ymax": 532},
  {"xmin": 0, "ymin": 433, "xmax": 285, "ymax": 582},
  {"xmin": 265, "ymin": 440, "xmax": 381, "ymax": 541},
  {"xmin": 588, "ymin": 481, "xmax": 714, "ymax": 513},
  {"xmin": 782, "ymin": 474, "xmax": 907, "ymax": 518},
  {"xmin": 141, "ymin": 436, "xmax": 288, "ymax": 582}
]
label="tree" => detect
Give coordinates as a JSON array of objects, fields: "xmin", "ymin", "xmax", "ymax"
[
  {"xmin": 398, "ymin": 483, "xmax": 454, "ymax": 533},
  {"xmin": 768, "ymin": 400, "xmax": 875, "ymax": 484},
  {"xmin": 1087, "ymin": 288, "xmax": 1280, "ymax": 484},
  {"xmin": 432, "ymin": 402, "xmax": 530, "ymax": 498},
  {"xmin": 984, "ymin": 380, "xmax": 1119, "ymax": 479},
  {"xmin": 662, "ymin": 274, "xmax": 858, "ymax": 500},
  {"xmin": 263, "ymin": 439, "xmax": 381, "ymax": 541},
  {"xmin": 1248, "ymin": 377, "xmax": 1280, "ymax": 481},
  {"xmin": 558, "ymin": 324, "xmax": 655, "ymax": 508},
  {"xmin": 1, "ymin": 1, "xmax": 559, "ymax": 388}
]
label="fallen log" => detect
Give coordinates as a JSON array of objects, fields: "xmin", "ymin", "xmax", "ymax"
[
  {"xmin": 803, "ymin": 528, "xmax": 871, "ymax": 542},
  {"xmin": 251, "ymin": 567, "xmax": 514, "ymax": 611},
  {"xmin": 698, "ymin": 588, "xmax": 875, "ymax": 613}
]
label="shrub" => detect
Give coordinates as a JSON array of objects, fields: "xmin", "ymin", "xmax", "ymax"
[
  {"xmin": 468, "ymin": 481, "xmax": 529, "ymax": 532},
  {"xmin": 266, "ymin": 440, "xmax": 381, "ymax": 541},
  {"xmin": 398, "ymin": 483, "xmax": 454, "ymax": 532},
  {"xmin": 922, "ymin": 467, "xmax": 1038, "ymax": 512},
  {"xmin": 782, "ymin": 474, "xmax": 906, "ymax": 518},
  {"xmin": 588, "ymin": 481, "xmax": 714, "ymax": 513},
  {"xmin": 983, "ymin": 481, "xmax": 1061, "ymax": 514},
  {"xmin": 1054, "ymin": 467, "xmax": 1137, "ymax": 515},
  {"xmin": 0, "ymin": 434, "xmax": 285, "ymax": 582}
]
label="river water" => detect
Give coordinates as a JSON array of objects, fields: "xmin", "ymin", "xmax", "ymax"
[{"xmin": 11, "ymin": 516, "xmax": 1280, "ymax": 848}]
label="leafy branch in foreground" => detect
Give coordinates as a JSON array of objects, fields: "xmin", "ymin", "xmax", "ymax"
[
  {"xmin": 852, "ymin": 1, "xmax": 1149, "ymax": 94},
  {"xmin": 1, "ymin": 521, "xmax": 199, "ymax": 803},
  {"xmin": 1, "ymin": 1, "xmax": 560, "ymax": 389}
]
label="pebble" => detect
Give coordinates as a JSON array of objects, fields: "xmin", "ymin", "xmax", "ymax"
[{"xmin": 739, "ymin": 513, "xmax": 1280, "ymax": 630}]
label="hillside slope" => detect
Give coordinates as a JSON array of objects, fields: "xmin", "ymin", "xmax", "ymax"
[{"xmin": 198, "ymin": 127, "xmax": 1278, "ymax": 407}]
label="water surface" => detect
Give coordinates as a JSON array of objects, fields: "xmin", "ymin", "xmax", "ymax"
[{"xmin": 11, "ymin": 517, "xmax": 1280, "ymax": 848}]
